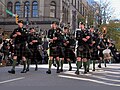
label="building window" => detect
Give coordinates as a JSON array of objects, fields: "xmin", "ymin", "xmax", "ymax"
[
  {"xmin": 82, "ymin": 5, "xmax": 84, "ymax": 16},
  {"xmin": 7, "ymin": 2, "xmax": 13, "ymax": 17},
  {"xmin": 50, "ymin": 1, "xmax": 56, "ymax": 18},
  {"xmin": 75, "ymin": 0, "xmax": 76, "ymax": 8},
  {"xmin": 73, "ymin": 0, "xmax": 75, "ymax": 6},
  {"xmin": 72, "ymin": 0, "xmax": 73, "ymax": 5},
  {"xmin": 32, "ymin": 1, "xmax": 38, "ymax": 17},
  {"xmin": 15, "ymin": 1, "xmax": 21, "ymax": 17},
  {"xmin": 78, "ymin": 0, "xmax": 79, "ymax": 11},
  {"xmin": 62, "ymin": 6, "xmax": 65, "ymax": 22},
  {"xmin": 24, "ymin": 1, "xmax": 30, "ymax": 17},
  {"xmin": 80, "ymin": 0, "xmax": 82, "ymax": 14},
  {"xmin": 0, "ymin": 3, "xmax": 3, "ymax": 15},
  {"xmin": 66, "ymin": 9, "xmax": 69, "ymax": 23}
]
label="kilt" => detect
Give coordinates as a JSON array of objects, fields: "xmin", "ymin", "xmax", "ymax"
[
  {"xmin": 14, "ymin": 43, "xmax": 29, "ymax": 57},
  {"xmin": 64, "ymin": 47, "xmax": 73, "ymax": 59},
  {"xmin": 70, "ymin": 46, "xmax": 75, "ymax": 52},
  {"xmin": 58, "ymin": 46, "xmax": 65, "ymax": 58},
  {"xmin": 91, "ymin": 49, "xmax": 99, "ymax": 60},
  {"xmin": 77, "ymin": 46, "xmax": 89, "ymax": 58},
  {"xmin": 49, "ymin": 46, "xmax": 59, "ymax": 57},
  {"xmin": 29, "ymin": 48, "xmax": 39, "ymax": 60}
]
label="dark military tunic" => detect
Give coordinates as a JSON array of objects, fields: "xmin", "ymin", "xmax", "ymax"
[
  {"xmin": 28, "ymin": 33, "xmax": 40, "ymax": 60},
  {"xmin": 63, "ymin": 33, "xmax": 74, "ymax": 59},
  {"xmin": 76, "ymin": 29, "xmax": 92, "ymax": 58},
  {"xmin": 98, "ymin": 38, "xmax": 106, "ymax": 58},
  {"xmin": 48, "ymin": 28, "xmax": 61, "ymax": 57},
  {"xmin": 90, "ymin": 32, "xmax": 99, "ymax": 60},
  {"xmin": 10, "ymin": 27, "xmax": 28, "ymax": 57}
]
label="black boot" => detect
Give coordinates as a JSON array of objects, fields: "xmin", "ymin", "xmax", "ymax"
[
  {"xmin": 21, "ymin": 70, "xmax": 27, "ymax": 73},
  {"xmin": 56, "ymin": 60, "xmax": 60, "ymax": 73},
  {"xmin": 35, "ymin": 64, "xmax": 38, "ymax": 71},
  {"xmin": 56, "ymin": 69, "xmax": 60, "ymax": 73},
  {"xmin": 75, "ymin": 70, "xmax": 79, "ymax": 75},
  {"xmin": 84, "ymin": 71, "xmax": 87, "ymax": 74},
  {"xmin": 87, "ymin": 69, "xmax": 89, "ymax": 72},
  {"xmin": 8, "ymin": 70, "xmax": 15, "ymax": 74},
  {"xmin": 8, "ymin": 59, "xmax": 16, "ymax": 74},
  {"xmin": 60, "ymin": 68, "xmax": 63, "ymax": 72},
  {"xmin": 26, "ymin": 68, "xmax": 29, "ymax": 72},
  {"xmin": 69, "ymin": 66, "xmax": 72, "ymax": 71},
  {"xmin": 46, "ymin": 69, "xmax": 51, "ymax": 74},
  {"xmin": 98, "ymin": 64, "xmax": 101, "ymax": 68}
]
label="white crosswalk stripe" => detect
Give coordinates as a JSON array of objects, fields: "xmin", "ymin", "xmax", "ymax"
[
  {"xmin": 16, "ymin": 63, "xmax": 120, "ymax": 86},
  {"xmin": 57, "ymin": 64, "xmax": 120, "ymax": 87}
]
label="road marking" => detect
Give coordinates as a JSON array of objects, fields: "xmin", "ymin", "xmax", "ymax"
[
  {"xmin": 62, "ymin": 71, "xmax": 120, "ymax": 82},
  {"xmin": 104, "ymin": 71, "xmax": 120, "ymax": 74},
  {"xmin": 105, "ymin": 74, "xmax": 120, "ymax": 78},
  {"xmin": 0, "ymin": 77, "xmax": 25, "ymax": 84},
  {"xmin": 90, "ymin": 75, "xmax": 120, "ymax": 82},
  {"xmin": 58, "ymin": 75, "xmax": 120, "ymax": 87}
]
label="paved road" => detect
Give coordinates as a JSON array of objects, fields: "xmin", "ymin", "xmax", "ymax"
[{"xmin": 0, "ymin": 63, "xmax": 120, "ymax": 90}]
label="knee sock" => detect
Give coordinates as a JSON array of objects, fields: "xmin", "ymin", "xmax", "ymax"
[
  {"xmin": 27, "ymin": 59, "xmax": 30, "ymax": 70},
  {"xmin": 48, "ymin": 60, "xmax": 52, "ymax": 70},
  {"xmin": 68, "ymin": 61, "xmax": 72, "ymax": 68},
  {"xmin": 83, "ymin": 62, "xmax": 87, "ymax": 72},
  {"xmin": 76, "ymin": 61, "xmax": 80, "ymax": 71},
  {"xmin": 93, "ymin": 60, "xmax": 95, "ymax": 70},
  {"xmin": 80, "ymin": 61, "xmax": 82, "ymax": 68},
  {"xmin": 23, "ymin": 61, "xmax": 27, "ymax": 71},
  {"xmin": 87, "ymin": 59, "xmax": 90, "ymax": 70},
  {"xmin": 56, "ymin": 60, "xmax": 60, "ymax": 70},
  {"xmin": 61, "ymin": 60, "xmax": 64, "ymax": 69},
  {"xmin": 99, "ymin": 60, "xmax": 101, "ymax": 66},
  {"xmin": 12, "ymin": 59, "xmax": 17, "ymax": 71}
]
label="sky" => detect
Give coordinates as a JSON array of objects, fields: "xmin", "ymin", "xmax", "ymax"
[{"xmin": 94, "ymin": 0, "xmax": 120, "ymax": 20}]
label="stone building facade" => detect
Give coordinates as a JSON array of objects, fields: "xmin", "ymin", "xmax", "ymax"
[{"xmin": 0, "ymin": 0, "xmax": 100, "ymax": 35}]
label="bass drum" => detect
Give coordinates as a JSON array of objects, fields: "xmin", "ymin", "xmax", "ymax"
[{"xmin": 103, "ymin": 49, "xmax": 111, "ymax": 60}]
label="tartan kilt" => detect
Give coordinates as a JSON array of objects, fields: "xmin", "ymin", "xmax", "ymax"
[
  {"xmin": 64, "ymin": 47, "xmax": 73, "ymax": 59},
  {"xmin": 70, "ymin": 46, "xmax": 75, "ymax": 52},
  {"xmin": 91, "ymin": 49, "xmax": 99, "ymax": 60},
  {"xmin": 29, "ymin": 48, "xmax": 39, "ymax": 60},
  {"xmin": 77, "ymin": 46, "xmax": 89, "ymax": 58},
  {"xmin": 14, "ymin": 43, "xmax": 29, "ymax": 57},
  {"xmin": 49, "ymin": 46, "xmax": 59, "ymax": 57},
  {"xmin": 58, "ymin": 46, "xmax": 65, "ymax": 58}
]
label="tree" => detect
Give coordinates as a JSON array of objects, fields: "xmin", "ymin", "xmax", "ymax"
[
  {"xmin": 98, "ymin": 0, "xmax": 115, "ymax": 24},
  {"xmin": 100, "ymin": 21, "xmax": 120, "ymax": 51}
]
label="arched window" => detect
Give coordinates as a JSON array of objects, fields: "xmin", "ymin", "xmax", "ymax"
[
  {"xmin": 32, "ymin": 1, "xmax": 38, "ymax": 17},
  {"xmin": 24, "ymin": 1, "xmax": 30, "ymax": 17},
  {"xmin": 15, "ymin": 1, "xmax": 21, "ymax": 17},
  {"xmin": 7, "ymin": 2, "xmax": 13, "ymax": 17},
  {"xmin": 50, "ymin": 1, "xmax": 56, "ymax": 18}
]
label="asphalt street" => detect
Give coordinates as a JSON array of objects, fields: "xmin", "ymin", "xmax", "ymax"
[{"xmin": 0, "ymin": 63, "xmax": 120, "ymax": 90}]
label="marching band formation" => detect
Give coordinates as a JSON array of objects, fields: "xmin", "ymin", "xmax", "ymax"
[{"xmin": 0, "ymin": 20, "xmax": 115, "ymax": 75}]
